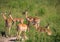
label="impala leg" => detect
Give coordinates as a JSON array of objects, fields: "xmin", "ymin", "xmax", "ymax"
[
  {"xmin": 17, "ymin": 31, "xmax": 19, "ymax": 40},
  {"xmin": 28, "ymin": 27, "xmax": 30, "ymax": 32},
  {"xmin": 12, "ymin": 21, "xmax": 16, "ymax": 26},
  {"xmin": 9, "ymin": 28, "xmax": 10, "ymax": 36},
  {"xmin": 21, "ymin": 32, "xmax": 25, "ymax": 42},
  {"xmin": 35, "ymin": 23, "xmax": 39, "ymax": 30},
  {"xmin": 17, "ymin": 31, "xmax": 21, "ymax": 40},
  {"xmin": 27, "ymin": 21, "xmax": 30, "ymax": 27},
  {"xmin": 19, "ymin": 31, "xmax": 22, "ymax": 39},
  {"xmin": 21, "ymin": 32, "xmax": 28, "ymax": 41},
  {"xmin": 34, "ymin": 24, "xmax": 37, "ymax": 30},
  {"xmin": 37, "ymin": 23, "xmax": 39, "ymax": 27},
  {"xmin": 5, "ymin": 27, "xmax": 10, "ymax": 37},
  {"xmin": 8, "ymin": 26, "xmax": 11, "ymax": 37},
  {"xmin": 24, "ymin": 32, "xmax": 28, "ymax": 40},
  {"xmin": 14, "ymin": 22, "xmax": 16, "ymax": 26},
  {"xmin": 5, "ymin": 27, "xmax": 9, "ymax": 37}
]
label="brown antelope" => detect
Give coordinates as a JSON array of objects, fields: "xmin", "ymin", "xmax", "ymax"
[
  {"xmin": 8, "ymin": 10, "xmax": 24, "ymax": 25},
  {"xmin": 33, "ymin": 17, "xmax": 40, "ymax": 29},
  {"xmin": 16, "ymin": 23, "xmax": 28, "ymax": 40},
  {"xmin": 23, "ymin": 10, "xmax": 40, "ymax": 30},
  {"xmin": 8, "ymin": 14, "xmax": 25, "ymax": 37},
  {"xmin": 13, "ymin": 18, "xmax": 24, "ymax": 25},
  {"xmin": 2, "ymin": 13, "xmax": 14, "ymax": 36},
  {"xmin": 37, "ymin": 24, "xmax": 52, "ymax": 35},
  {"xmin": 8, "ymin": 15, "xmax": 24, "ymax": 26}
]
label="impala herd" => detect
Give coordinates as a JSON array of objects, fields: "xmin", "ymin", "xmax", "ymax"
[{"xmin": 1, "ymin": 10, "xmax": 52, "ymax": 41}]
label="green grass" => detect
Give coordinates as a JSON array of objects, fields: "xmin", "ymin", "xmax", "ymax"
[{"xmin": 0, "ymin": 0, "xmax": 60, "ymax": 42}]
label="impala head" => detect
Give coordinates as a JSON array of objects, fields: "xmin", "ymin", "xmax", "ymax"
[
  {"xmin": 27, "ymin": 16, "xmax": 33, "ymax": 22},
  {"xmin": 25, "ymin": 10, "xmax": 28, "ymax": 15},
  {"xmin": 23, "ymin": 10, "xmax": 28, "ymax": 15},
  {"xmin": 22, "ymin": 10, "xmax": 28, "ymax": 18},
  {"xmin": 44, "ymin": 23, "xmax": 52, "ymax": 35},
  {"xmin": 1, "ymin": 12, "xmax": 7, "ymax": 20},
  {"xmin": 46, "ymin": 29, "xmax": 52, "ymax": 35}
]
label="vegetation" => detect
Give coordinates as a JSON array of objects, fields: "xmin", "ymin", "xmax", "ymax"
[{"xmin": 0, "ymin": 0, "xmax": 60, "ymax": 42}]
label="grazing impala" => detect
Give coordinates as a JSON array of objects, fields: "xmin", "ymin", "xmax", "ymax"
[
  {"xmin": 16, "ymin": 22, "xmax": 28, "ymax": 40},
  {"xmin": 37, "ymin": 24, "xmax": 52, "ymax": 35},
  {"xmin": 23, "ymin": 10, "xmax": 40, "ymax": 29},
  {"xmin": 2, "ymin": 13, "xmax": 14, "ymax": 36}
]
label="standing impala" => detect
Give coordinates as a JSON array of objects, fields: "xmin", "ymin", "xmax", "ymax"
[
  {"xmin": 2, "ymin": 13, "xmax": 13, "ymax": 37},
  {"xmin": 23, "ymin": 10, "xmax": 40, "ymax": 29},
  {"xmin": 8, "ymin": 13, "xmax": 27, "ymax": 40},
  {"xmin": 8, "ymin": 10, "xmax": 24, "ymax": 25},
  {"xmin": 16, "ymin": 22, "xmax": 28, "ymax": 40},
  {"xmin": 33, "ymin": 17, "xmax": 40, "ymax": 29},
  {"xmin": 37, "ymin": 24, "xmax": 52, "ymax": 35},
  {"xmin": 13, "ymin": 18, "xmax": 24, "ymax": 25}
]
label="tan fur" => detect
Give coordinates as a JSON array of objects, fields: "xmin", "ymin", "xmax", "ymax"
[
  {"xmin": 37, "ymin": 24, "xmax": 52, "ymax": 35},
  {"xmin": 46, "ymin": 29, "xmax": 52, "ymax": 35},
  {"xmin": 13, "ymin": 18, "xmax": 24, "ymax": 24},
  {"xmin": 16, "ymin": 23, "xmax": 28, "ymax": 40},
  {"xmin": 2, "ymin": 13, "xmax": 13, "ymax": 36},
  {"xmin": 24, "ymin": 10, "xmax": 40, "ymax": 29}
]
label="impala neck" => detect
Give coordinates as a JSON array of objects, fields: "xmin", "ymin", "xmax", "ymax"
[
  {"xmin": 25, "ymin": 11, "xmax": 28, "ymax": 18},
  {"xmin": 9, "ymin": 14, "xmax": 13, "ymax": 20},
  {"xmin": 47, "ymin": 26, "xmax": 49, "ymax": 29},
  {"xmin": 2, "ymin": 14, "xmax": 7, "ymax": 20},
  {"xmin": 47, "ymin": 24, "xmax": 49, "ymax": 29}
]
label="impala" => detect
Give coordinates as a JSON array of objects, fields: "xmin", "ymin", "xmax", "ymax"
[
  {"xmin": 16, "ymin": 22, "xmax": 28, "ymax": 40},
  {"xmin": 23, "ymin": 10, "xmax": 40, "ymax": 29},
  {"xmin": 13, "ymin": 18, "xmax": 24, "ymax": 25},
  {"xmin": 33, "ymin": 17, "xmax": 40, "ymax": 29},
  {"xmin": 37, "ymin": 24, "xmax": 52, "ymax": 35},
  {"xmin": 2, "ymin": 13, "xmax": 13, "ymax": 37}
]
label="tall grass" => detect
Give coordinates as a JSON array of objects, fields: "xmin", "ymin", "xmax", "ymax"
[{"xmin": 0, "ymin": 0, "xmax": 60, "ymax": 42}]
